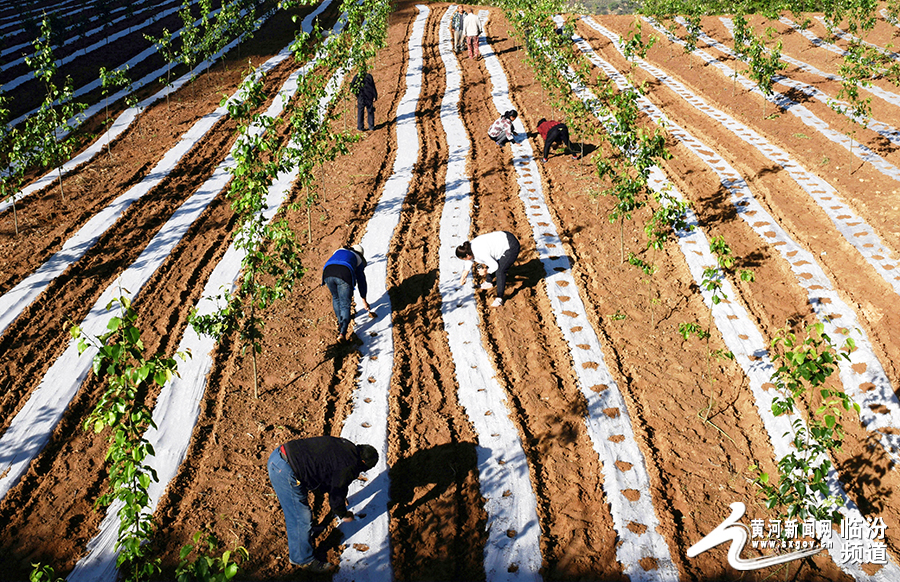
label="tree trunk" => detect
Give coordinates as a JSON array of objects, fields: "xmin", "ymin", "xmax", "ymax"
[
  {"xmin": 57, "ymin": 167, "xmax": 65, "ymax": 203},
  {"xmin": 251, "ymin": 346, "xmax": 258, "ymax": 399}
]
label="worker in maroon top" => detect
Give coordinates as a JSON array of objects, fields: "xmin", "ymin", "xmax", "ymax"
[{"xmin": 536, "ymin": 118, "xmax": 580, "ymax": 162}]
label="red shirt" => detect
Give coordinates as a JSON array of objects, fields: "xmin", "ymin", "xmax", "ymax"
[{"xmin": 537, "ymin": 119, "xmax": 561, "ymax": 141}]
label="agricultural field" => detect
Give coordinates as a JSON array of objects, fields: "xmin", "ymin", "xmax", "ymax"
[{"xmin": 1, "ymin": 0, "xmax": 899, "ymax": 580}]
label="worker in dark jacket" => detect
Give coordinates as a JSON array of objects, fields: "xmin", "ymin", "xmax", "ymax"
[
  {"xmin": 351, "ymin": 70, "xmax": 378, "ymax": 131},
  {"xmin": 537, "ymin": 118, "xmax": 580, "ymax": 162},
  {"xmin": 323, "ymin": 244, "xmax": 373, "ymax": 342},
  {"xmin": 268, "ymin": 436, "xmax": 379, "ymax": 574}
]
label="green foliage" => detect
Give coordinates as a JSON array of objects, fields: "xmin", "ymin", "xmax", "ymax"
[
  {"xmin": 830, "ymin": 39, "xmax": 880, "ymax": 155},
  {"xmin": 190, "ymin": 67, "xmax": 304, "ymax": 398},
  {"xmin": 72, "ymin": 296, "xmax": 189, "ymax": 581},
  {"xmin": 144, "ymin": 28, "xmax": 177, "ymax": 107},
  {"xmin": 189, "ymin": 0, "xmax": 390, "ymax": 397},
  {"xmin": 176, "ymin": 532, "xmax": 249, "ymax": 582},
  {"xmin": 495, "ymin": 0, "xmax": 596, "ymax": 157},
  {"xmin": 99, "ymin": 65, "xmax": 139, "ymax": 150},
  {"xmin": 679, "ymin": 321, "xmax": 710, "ymax": 341},
  {"xmin": 0, "ymin": 94, "xmax": 28, "ymax": 235},
  {"xmin": 178, "ymin": 0, "xmax": 202, "ymax": 89},
  {"xmin": 29, "ymin": 564, "xmax": 64, "ymax": 582},
  {"xmin": 23, "ymin": 15, "xmax": 86, "ymax": 203},
  {"xmin": 622, "ymin": 19, "xmax": 657, "ymax": 60},
  {"xmin": 745, "ymin": 27, "xmax": 786, "ymax": 115},
  {"xmin": 751, "ymin": 324, "xmax": 860, "ymax": 522}
]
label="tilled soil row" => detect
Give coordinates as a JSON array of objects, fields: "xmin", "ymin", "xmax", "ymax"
[
  {"xmin": 0, "ymin": 0, "xmax": 187, "ymax": 75},
  {"xmin": 0, "ymin": 41, "xmax": 322, "ymax": 435},
  {"xmin": 141, "ymin": 3, "xmax": 416, "ymax": 579},
  {"xmin": 457, "ymin": 13, "xmax": 627, "ymax": 578},
  {"xmin": 0, "ymin": 4, "xmax": 353, "ymax": 579},
  {"xmin": 0, "ymin": 0, "xmax": 252, "ymax": 122},
  {"xmin": 0, "ymin": 0, "xmax": 326, "ymax": 289},
  {"xmin": 383, "ymin": 8, "xmax": 486, "ymax": 581},
  {"xmin": 572, "ymin": 12, "xmax": 900, "ymax": 576}
]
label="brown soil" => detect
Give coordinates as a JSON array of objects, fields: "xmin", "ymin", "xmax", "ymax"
[{"xmin": 0, "ymin": 3, "xmax": 898, "ymax": 581}]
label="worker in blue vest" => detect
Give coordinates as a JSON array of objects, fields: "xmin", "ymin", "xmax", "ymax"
[{"xmin": 322, "ymin": 245, "xmax": 373, "ymax": 341}]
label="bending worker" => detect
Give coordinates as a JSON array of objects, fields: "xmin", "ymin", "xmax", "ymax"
[
  {"xmin": 267, "ymin": 436, "xmax": 379, "ymax": 574},
  {"xmin": 456, "ymin": 231, "xmax": 521, "ymax": 307}
]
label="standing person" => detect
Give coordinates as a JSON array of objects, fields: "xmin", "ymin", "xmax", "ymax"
[
  {"xmin": 322, "ymin": 245, "xmax": 373, "ymax": 342},
  {"xmin": 456, "ymin": 231, "xmax": 521, "ymax": 307},
  {"xmin": 351, "ymin": 70, "xmax": 378, "ymax": 131},
  {"xmin": 267, "ymin": 436, "xmax": 379, "ymax": 573},
  {"xmin": 488, "ymin": 110, "xmax": 518, "ymax": 147},
  {"xmin": 450, "ymin": 5, "xmax": 466, "ymax": 53},
  {"xmin": 536, "ymin": 118, "xmax": 580, "ymax": 162},
  {"xmin": 463, "ymin": 8, "xmax": 482, "ymax": 59}
]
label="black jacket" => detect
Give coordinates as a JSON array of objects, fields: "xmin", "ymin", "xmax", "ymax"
[
  {"xmin": 351, "ymin": 73, "xmax": 378, "ymax": 105},
  {"xmin": 282, "ymin": 436, "xmax": 367, "ymax": 518}
]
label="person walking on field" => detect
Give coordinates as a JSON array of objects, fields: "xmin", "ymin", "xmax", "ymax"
[
  {"xmin": 488, "ymin": 110, "xmax": 518, "ymax": 148},
  {"xmin": 457, "ymin": 231, "xmax": 521, "ymax": 307},
  {"xmin": 268, "ymin": 436, "xmax": 379, "ymax": 574},
  {"xmin": 351, "ymin": 70, "xmax": 377, "ymax": 131},
  {"xmin": 463, "ymin": 8, "xmax": 482, "ymax": 59},
  {"xmin": 537, "ymin": 118, "xmax": 580, "ymax": 162},
  {"xmin": 450, "ymin": 5, "xmax": 466, "ymax": 53},
  {"xmin": 322, "ymin": 245, "xmax": 373, "ymax": 342}
]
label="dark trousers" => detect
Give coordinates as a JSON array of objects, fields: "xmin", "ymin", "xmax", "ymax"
[
  {"xmin": 357, "ymin": 100, "xmax": 375, "ymax": 130},
  {"xmin": 543, "ymin": 124, "xmax": 573, "ymax": 159},
  {"xmin": 485, "ymin": 232, "xmax": 520, "ymax": 300}
]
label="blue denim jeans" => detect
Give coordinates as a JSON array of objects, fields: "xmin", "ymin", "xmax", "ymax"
[
  {"xmin": 267, "ymin": 448, "xmax": 313, "ymax": 565},
  {"xmin": 325, "ymin": 276, "xmax": 353, "ymax": 337}
]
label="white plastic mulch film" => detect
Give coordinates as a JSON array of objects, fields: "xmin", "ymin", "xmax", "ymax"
[
  {"xmin": 437, "ymin": 6, "xmax": 543, "ymax": 581},
  {"xmin": 479, "ymin": 9, "xmax": 679, "ymax": 582},
  {"xmin": 584, "ymin": 16, "xmax": 900, "ymax": 469},
  {"xmin": 332, "ymin": 4, "xmax": 431, "ymax": 581},
  {"xmin": 566, "ymin": 18, "xmax": 900, "ymax": 580}
]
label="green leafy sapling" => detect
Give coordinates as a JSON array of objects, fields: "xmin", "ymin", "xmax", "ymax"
[
  {"xmin": 1, "ymin": 94, "xmax": 29, "ymax": 235},
  {"xmin": 190, "ymin": 68, "xmax": 305, "ymax": 398},
  {"xmin": 751, "ymin": 324, "xmax": 860, "ymax": 522},
  {"xmin": 144, "ymin": 28, "xmax": 177, "ymax": 109},
  {"xmin": 99, "ymin": 65, "xmax": 139, "ymax": 152},
  {"xmin": 176, "ymin": 532, "xmax": 249, "ymax": 582},
  {"xmin": 24, "ymin": 15, "xmax": 87, "ymax": 203},
  {"xmin": 71, "ymin": 295, "xmax": 189, "ymax": 582}
]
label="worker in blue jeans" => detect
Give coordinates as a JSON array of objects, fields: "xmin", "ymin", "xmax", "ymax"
[
  {"xmin": 267, "ymin": 436, "xmax": 379, "ymax": 574},
  {"xmin": 322, "ymin": 244, "xmax": 374, "ymax": 342}
]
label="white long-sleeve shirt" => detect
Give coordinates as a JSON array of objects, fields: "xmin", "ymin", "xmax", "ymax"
[
  {"xmin": 465, "ymin": 231, "xmax": 512, "ymax": 274},
  {"xmin": 463, "ymin": 12, "xmax": 482, "ymax": 37}
]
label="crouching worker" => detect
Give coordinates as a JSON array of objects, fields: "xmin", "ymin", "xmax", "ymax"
[
  {"xmin": 457, "ymin": 231, "xmax": 521, "ymax": 307},
  {"xmin": 268, "ymin": 436, "xmax": 379, "ymax": 574},
  {"xmin": 488, "ymin": 110, "xmax": 518, "ymax": 147}
]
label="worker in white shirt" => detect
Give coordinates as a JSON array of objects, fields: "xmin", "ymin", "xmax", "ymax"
[{"xmin": 456, "ymin": 231, "xmax": 521, "ymax": 307}]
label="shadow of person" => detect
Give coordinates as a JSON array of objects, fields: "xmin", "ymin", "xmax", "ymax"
[
  {"xmin": 503, "ymin": 257, "xmax": 549, "ymax": 302},
  {"xmin": 388, "ymin": 442, "xmax": 487, "ymax": 581},
  {"xmin": 566, "ymin": 141, "xmax": 599, "ymax": 159}
]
